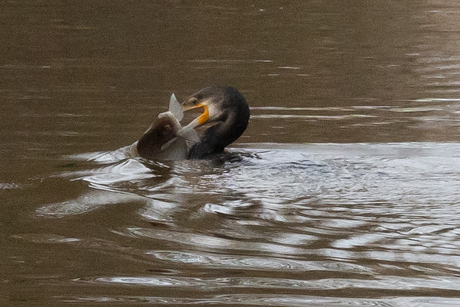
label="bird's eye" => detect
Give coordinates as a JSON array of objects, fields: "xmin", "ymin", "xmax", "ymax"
[{"xmin": 187, "ymin": 97, "xmax": 198, "ymax": 105}]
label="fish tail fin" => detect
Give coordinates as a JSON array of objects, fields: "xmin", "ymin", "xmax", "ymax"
[{"xmin": 169, "ymin": 93, "xmax": 184, "ymax": 121}]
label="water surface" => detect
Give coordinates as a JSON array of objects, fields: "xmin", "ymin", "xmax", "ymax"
[{"xmin": 3, "ymin": 1, "xmax": 460, "ymax": 306}]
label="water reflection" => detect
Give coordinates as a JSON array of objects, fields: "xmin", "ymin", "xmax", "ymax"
[
  {"xmin": 30, "ymin": 143, "xmax": 460, "ymax": 304},
  {"xmin": 10, "ymin": 142, "xmax": 460, "ymax": 304}
]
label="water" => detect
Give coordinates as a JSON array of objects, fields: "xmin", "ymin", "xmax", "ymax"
[{"xmin": 3, "ymin": 1, "xmax": 460, "ymax": 306}]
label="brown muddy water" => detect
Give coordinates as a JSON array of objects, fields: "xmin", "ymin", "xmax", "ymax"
[{"xmin": 3, "ymin": 1, "xmax": 460, "ymax": 306}]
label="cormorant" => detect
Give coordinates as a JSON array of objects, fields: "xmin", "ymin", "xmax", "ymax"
[{"xmin": 182, "ymin": 86, "xmax": 250, "ymax": 159}]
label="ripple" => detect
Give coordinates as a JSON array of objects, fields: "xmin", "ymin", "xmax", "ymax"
[
  {"xmin": 58, "ymin": 294, "xmax": 460, "ymax": 306},
  {"xmin": 10, "ymin": 233, "xmax": 80, "ymax": 244},
  {"xmin": 124, "ymin": 227, "xmax": 305, "ymax": 256},
  {"xmin": 0, "ymin": 182, "xmax": 22, "ymax": 190},
  {"xmin": 30, "ymin": 143, "xmax": 460, "ymax": 305},
  {"xmin": 147, "ymin": 250, "xmax": 371, "ymax": 274},
  {"xmin": 36, "ymin": 190, "xmax": 149, "ymax": 217},
  {"xmin": 75, "ymin": 274, "xmax": 460, "ymax": 295}
]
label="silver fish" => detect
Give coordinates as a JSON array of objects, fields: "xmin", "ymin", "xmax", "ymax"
[{"xmin": 129, "ymin": 94, "xmax": 199, "ymax": 161}]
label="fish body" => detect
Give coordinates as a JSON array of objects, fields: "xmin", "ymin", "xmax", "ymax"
[{"xmin": 130, "ymin": 94, "xmax": 199, "ymax": 161}]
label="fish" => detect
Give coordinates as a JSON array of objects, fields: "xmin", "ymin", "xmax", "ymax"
[{"xmin": 128, "ymin": 94, "xmax": 200, "ymax": 161}]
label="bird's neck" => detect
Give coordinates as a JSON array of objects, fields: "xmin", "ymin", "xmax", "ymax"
[{"xmin": 189, "ymin": 112, "xmax": 248, "ymax": 159}]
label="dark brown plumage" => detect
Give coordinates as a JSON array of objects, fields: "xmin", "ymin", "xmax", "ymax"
[{"xmin": 182, "ymin": 86, "xmax": 250, "ymax": 159}]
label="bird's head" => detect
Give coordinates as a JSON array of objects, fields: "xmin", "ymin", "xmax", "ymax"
[
  {"xmin": 181, "ymin": 86, "xmax": 231, "ymax": 129},
  {"xmin": 181, "ymin": 86, "xmax": 250, "ymax": 159}
]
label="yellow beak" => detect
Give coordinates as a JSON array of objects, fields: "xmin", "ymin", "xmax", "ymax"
[{"xmin": 183, "ymin": 103, "xmax": 209, "ymax": 127}]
